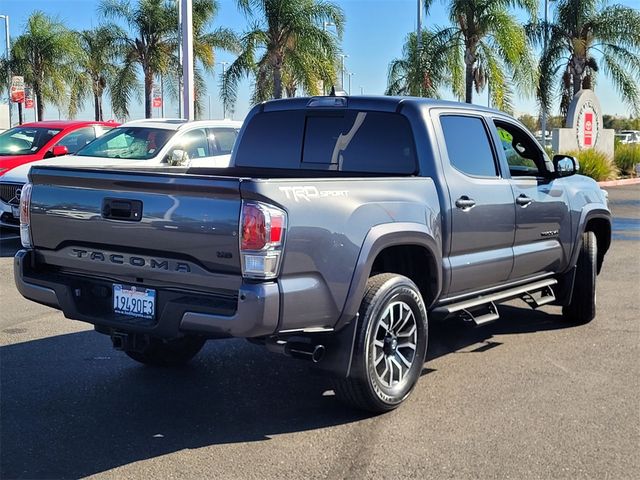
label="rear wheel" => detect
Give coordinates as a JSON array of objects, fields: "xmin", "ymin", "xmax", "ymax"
[
  {"xmin": 333, "ymin": 273, "xmax": 428, "ymax": 413},
  {"xmin": 563, "ymin": 231, "xmax": 597, "ymax": 324},
  {"xmin": 125, "ymin": 336, "xmax": 206, "ymax": 367}
]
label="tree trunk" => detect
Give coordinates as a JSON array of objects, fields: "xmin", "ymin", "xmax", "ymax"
[
  {"xmin": 94, "ymin": 92, "xmax": 104, "ymax": 121},
  {"xmin": 272, "ymin": 54, "xmax": 283, "ymax": 99},
  {"xmin": 34, "ymin": 85, "xmax": 44, "ymax": 121},
  {"xmin": 144, "ymin": 67, "xmax": 153, "ymax": 118},
  {"xmin": 464, "ymin": 46, "xmax": 476, "ymax": 104},
  {"xmin": 464, "ymin": 59, "xmax": 474, "ymax": 104},
  {"xmin": 17, "ymin": 102, "xmax": 23, "ymax": 125}
]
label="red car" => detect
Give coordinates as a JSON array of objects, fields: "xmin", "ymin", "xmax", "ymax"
[{"xmin": 0, "ymin": 120, "xmax": 119, "ymax": 176}]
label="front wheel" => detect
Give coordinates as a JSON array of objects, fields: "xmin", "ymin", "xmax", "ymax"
[
  {"xmin": 333, "ymin": 273, "xmax": 428, "ymax": 413},
  {"xmin": 563, "ymin": 231, "xmax": 598, "ymax": 324},
  {"xmin": 125, "ymin": 336, "xmax": 206, "ymax": 367}
]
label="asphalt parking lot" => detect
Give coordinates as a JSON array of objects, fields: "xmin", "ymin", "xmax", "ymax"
[{"xmin": 1, "ymin": 185, "xmax": 638, "ymax": 480}]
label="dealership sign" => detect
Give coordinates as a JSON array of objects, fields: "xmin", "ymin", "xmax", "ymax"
[
  {"xmin": 552, "ymin": 89, "xmax": 613, "ymax": 159},
  {"xmin": 10, "ymin": 76, "xmax": 25, "ymax": 103},
  {"xmin": 565, "ymin": 89, "xmax": 603, "ymax": 151}
]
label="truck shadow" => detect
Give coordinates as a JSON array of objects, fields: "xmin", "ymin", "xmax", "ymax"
[{"xmin": 1, "ymin": 304, "xmax": 572, "ymax": 479}]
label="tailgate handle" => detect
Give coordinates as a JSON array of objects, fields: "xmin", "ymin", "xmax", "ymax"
[{"xmin": 102, "ymin": 198, "xmax": 143, "ymax": 221}]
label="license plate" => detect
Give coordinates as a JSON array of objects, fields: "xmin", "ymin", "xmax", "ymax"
[
  {"xmin": 113, "ymin": 284, "xmax": 156, "ymax": 319},
  {"xmin": 11, "ymin": 206, "xmax": 19, "ymax": 218}
]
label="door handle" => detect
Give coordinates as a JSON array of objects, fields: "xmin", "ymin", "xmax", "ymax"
[
  {"xmin": 455, "ymin": 196, "xmax": 476, "ymax": 210},
  {"xmin": 516, "ymin": 194, "xmax": 533, "ymax": 207}
]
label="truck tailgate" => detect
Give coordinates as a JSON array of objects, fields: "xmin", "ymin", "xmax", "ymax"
[{"xmin": 28, "ymin": 166, "xmax": 243, "ymax": 293}]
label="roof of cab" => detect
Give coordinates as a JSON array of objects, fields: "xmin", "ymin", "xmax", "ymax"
[{"xmin": 260, "ymin": 95, "xmax": 506, "ymax": 116}]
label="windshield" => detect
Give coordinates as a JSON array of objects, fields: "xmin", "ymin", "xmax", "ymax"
[
  {"xmin": 75, "ymin": 127, "xmax": 175, "ymax": 160},
  {"xmin": 0, "ymin": 127, "xmax": 62, "ymax": 156}
]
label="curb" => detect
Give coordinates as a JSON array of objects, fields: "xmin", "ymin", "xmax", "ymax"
[{"xmin": 598, "ymin": 178, "xmax": 640, "ymax": 187}]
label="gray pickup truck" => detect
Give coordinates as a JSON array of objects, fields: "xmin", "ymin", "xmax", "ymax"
[{"xmin": 15, "ymin": 96, "xmax": 611, "ymax": 412}]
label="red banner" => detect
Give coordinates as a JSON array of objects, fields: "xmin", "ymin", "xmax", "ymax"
[
  {"xmin": 10, "ymin": 76, "xmax": 25, "ymax": 103},
  {"xmin": 25, "ymin": 87, "xmax": 34, "ymax": 109},
  {"xmin": 152, "ymin": 85, "xmax": 162, "ymax": 108}
]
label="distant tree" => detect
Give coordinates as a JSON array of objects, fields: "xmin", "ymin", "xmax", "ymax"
[
  {"xmin": 518, "ymin": 114, "xmax": 539, "ymax": 132},
  {"xmin": 532, "ymin": 0, "xmax": 640, "ymax": 118},
  {"xmin": 68, "ymin": 27, "xmax": 138, "ymax": 121},
  {"xmin": 9, "ymin": 12, "xmax": 79, "ymax": 121},
  {"xmin": 221, "ymin": 0, "xmax": 345, "ymax": 111},
  {"xmin": 100, "ymin": 0, "xmax": 238, "ymax": 118},
  {"xmin": 386, "ymin": 30, "xmax": 458, "ymax": 98},
  {"xmin": 427, "ymin": 0, "xmax": 537, "ymax": 111}
]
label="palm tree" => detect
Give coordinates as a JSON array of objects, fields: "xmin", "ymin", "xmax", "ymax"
[
  {"xmin": 533, "ymin": 0, "xmax": 640, "ymax": 117},
  {"xmin": 99, "ymin": 0, "xmax": 238, "ymax": 118},
  {"xmin": 221, "ymin": 0, "xmax": 345, "ymax": 112},
  {"xmin": 386, "ymin": 30, "xmax": 458, "ymax": 98},
  {"xmin": 427, "ymin": 0, "xmax": 537, "ymax": 111},
  {"xmin": 9, "ymin": 12, "xmax": 80, "ymax": 121},
  {"xmin": 68, "ymin": 27, "xmax": 137, "ymax": 120}
]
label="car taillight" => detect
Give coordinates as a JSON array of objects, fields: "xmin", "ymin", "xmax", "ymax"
[
  {"xmin": 240, "ymin": 201, "xmax": 287, "ymax": 279},
  {"xmin": 19, "ymin": 183, "xmax": 33, "ymax": 248}
]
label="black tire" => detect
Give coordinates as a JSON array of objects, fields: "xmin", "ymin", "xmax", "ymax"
[
  {"xmin": 563, "ymin": 231, "xmax": 597, "ymax": 324},
  {"xmin": 125, "ymin": 336, "xmax": 206, "ymax": 367},
  {"xmin": 333, "ymin": 273, "xmax": 428, "ymax": 413}
]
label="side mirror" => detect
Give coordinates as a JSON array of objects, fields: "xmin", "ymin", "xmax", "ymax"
[
  {"xmin": 553, "ymin": 154, "xmax": 579, "ymax": 178},
  {"xmin": 168, "ymin": 149, "xmax": 189, "ymax": 166},
  {"xmin": 50, "ymin": 145, "xmax": 69, "ymax": 157}
]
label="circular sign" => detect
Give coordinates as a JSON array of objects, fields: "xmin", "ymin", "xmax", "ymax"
[{"xmin": 576, "ymin": 100, "xmax": 600, "ymax": 150}]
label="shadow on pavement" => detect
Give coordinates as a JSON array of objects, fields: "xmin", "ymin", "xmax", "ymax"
[
  {"xmin": 0, "ymin": 228, "xmax": 21, "ymax": 258},
  {"xmin": 0, "ymin": 304, "xmax": 572, "ymax": 479}
]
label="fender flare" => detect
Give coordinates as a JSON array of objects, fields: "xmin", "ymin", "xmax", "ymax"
[
  {"xmin": 334, "ymin": 222, "xmax": 442, "ymax": 331},
  {"xmin": 566, "ymin": 207, "xmax": 611, "ymax": 272}
]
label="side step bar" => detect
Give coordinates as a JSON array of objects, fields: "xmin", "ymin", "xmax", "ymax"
[{"xmin": 432, "ymin": 278, "xmax": 557, "ymax": 326}]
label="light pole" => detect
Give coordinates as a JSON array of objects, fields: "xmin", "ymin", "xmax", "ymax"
[
  {"xmin": 416, "ymin": 0, "xmax": 423, "ymax": 53},
  {"xmin": 0, "ymin": 15, "xmax": 11, "ymax": 127},
  {"xmin": 339, "ymin": 54, "xmax": 348, "ymax": 90},
  {"xmin": 181, "ymin": 0, "xmax": 195, "ymax": 120},
  {"xmin": 322, "ymin": 22, "xmax": 336, "ymax": 94},
  {"xmin": 220, "ymin": 61, "xmax": 228, "ymax": 119},
  {"xmin": 541, "ymin": 0, "xmax": 555, "ymax": 145},
  {"xmin": 348, "ymin": 72, "xmax": 355, "ymax": 95},
  {"xmin": 360, "ymin": 86, "xmax": 364, "ymax": 95}
]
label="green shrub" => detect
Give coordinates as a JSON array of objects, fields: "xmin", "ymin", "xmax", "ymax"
[
  {"xmin": 614, "ymin": 143, "xmax": 640, "ymax": 176},
  {"xmin": 562, "ymin": 149, "xmax": 618, "ymax": 181}
]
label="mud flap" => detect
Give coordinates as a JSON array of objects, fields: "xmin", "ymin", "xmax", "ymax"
[{"xmin": 312, "ymin": 314, "xmax": 359, "ymax": 378}]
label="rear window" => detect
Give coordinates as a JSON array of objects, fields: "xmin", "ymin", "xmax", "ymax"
[{"xmin": 235, "ymin": 110, "xmax": 417, "ymax": 174}]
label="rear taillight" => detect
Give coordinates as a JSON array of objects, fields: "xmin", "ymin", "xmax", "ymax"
[
  {"xmin": 240, "ymin": 201, "xmax": 287, "ymax": 279},
  {"xmin": 19, "ymin": 183, "xmax": 33, "ymax": 248}
]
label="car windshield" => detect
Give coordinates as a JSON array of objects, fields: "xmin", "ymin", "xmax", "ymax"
[
  {"xmin": 0, "ymin": 127, "xmax": 62, "ymax": 156},
  {"xmin": 75, "ymin": 127, "xmax": 175, "ymax": 160}
]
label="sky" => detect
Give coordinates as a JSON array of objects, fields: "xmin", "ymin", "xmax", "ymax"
[{"xmin": 2, "ymin": 0, "xmax": 639, "ymax": 122}]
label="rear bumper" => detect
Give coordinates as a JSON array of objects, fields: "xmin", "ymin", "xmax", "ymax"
[{"xmin": 14, "ymin": 249, "xmax": 280, "ymax": 338}]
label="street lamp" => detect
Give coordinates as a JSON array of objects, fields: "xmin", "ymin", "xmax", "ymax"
[
  {"xmin": 0, "ymin": 15, "xmax": 11, "ymax": 127},
  {"xmin": 540, "ymin": 0, "xmax": 556, "ymax": 145},
  {"xmin": 348, "ymin": 72, "xmax": 355, "ymax": 95},
  {"xmin": 360, "ymin": 86, "xmax": 364, "ymax": 95},
  {"xmin": 339, "ymin": 54, "xmax": 348, "ymax": 90},
  {"xmin": 220, "ymin": 61, "xmax": 228, "ymax": 119}
]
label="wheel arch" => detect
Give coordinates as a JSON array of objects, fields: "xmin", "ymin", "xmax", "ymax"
[
  {"xmin": 571, "ymin": 208, "xmax": 611, "ymax": 274},
  {"xmin": 335, "ymin": 222, "xmax": 442, "ymax": 331}
]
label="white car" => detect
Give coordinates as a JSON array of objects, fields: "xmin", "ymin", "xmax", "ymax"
[{"xmin": 0, "ymin": 119, "xmax": 242, "ymax": 228}]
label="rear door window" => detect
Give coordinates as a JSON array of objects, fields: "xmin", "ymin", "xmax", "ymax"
[{"xmin": 440, "ymin": 115, "xmax": 498, "ymax": 177}]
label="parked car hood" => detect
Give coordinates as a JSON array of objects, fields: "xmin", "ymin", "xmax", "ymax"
[{"xmin": 0, "ymin": 153, "xmax": 42, "ymax": 175}]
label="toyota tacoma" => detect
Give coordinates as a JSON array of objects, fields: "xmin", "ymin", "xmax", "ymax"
[{"xmin": 14, "ymin": 96, "xmax": 611, "ymax": 412}]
